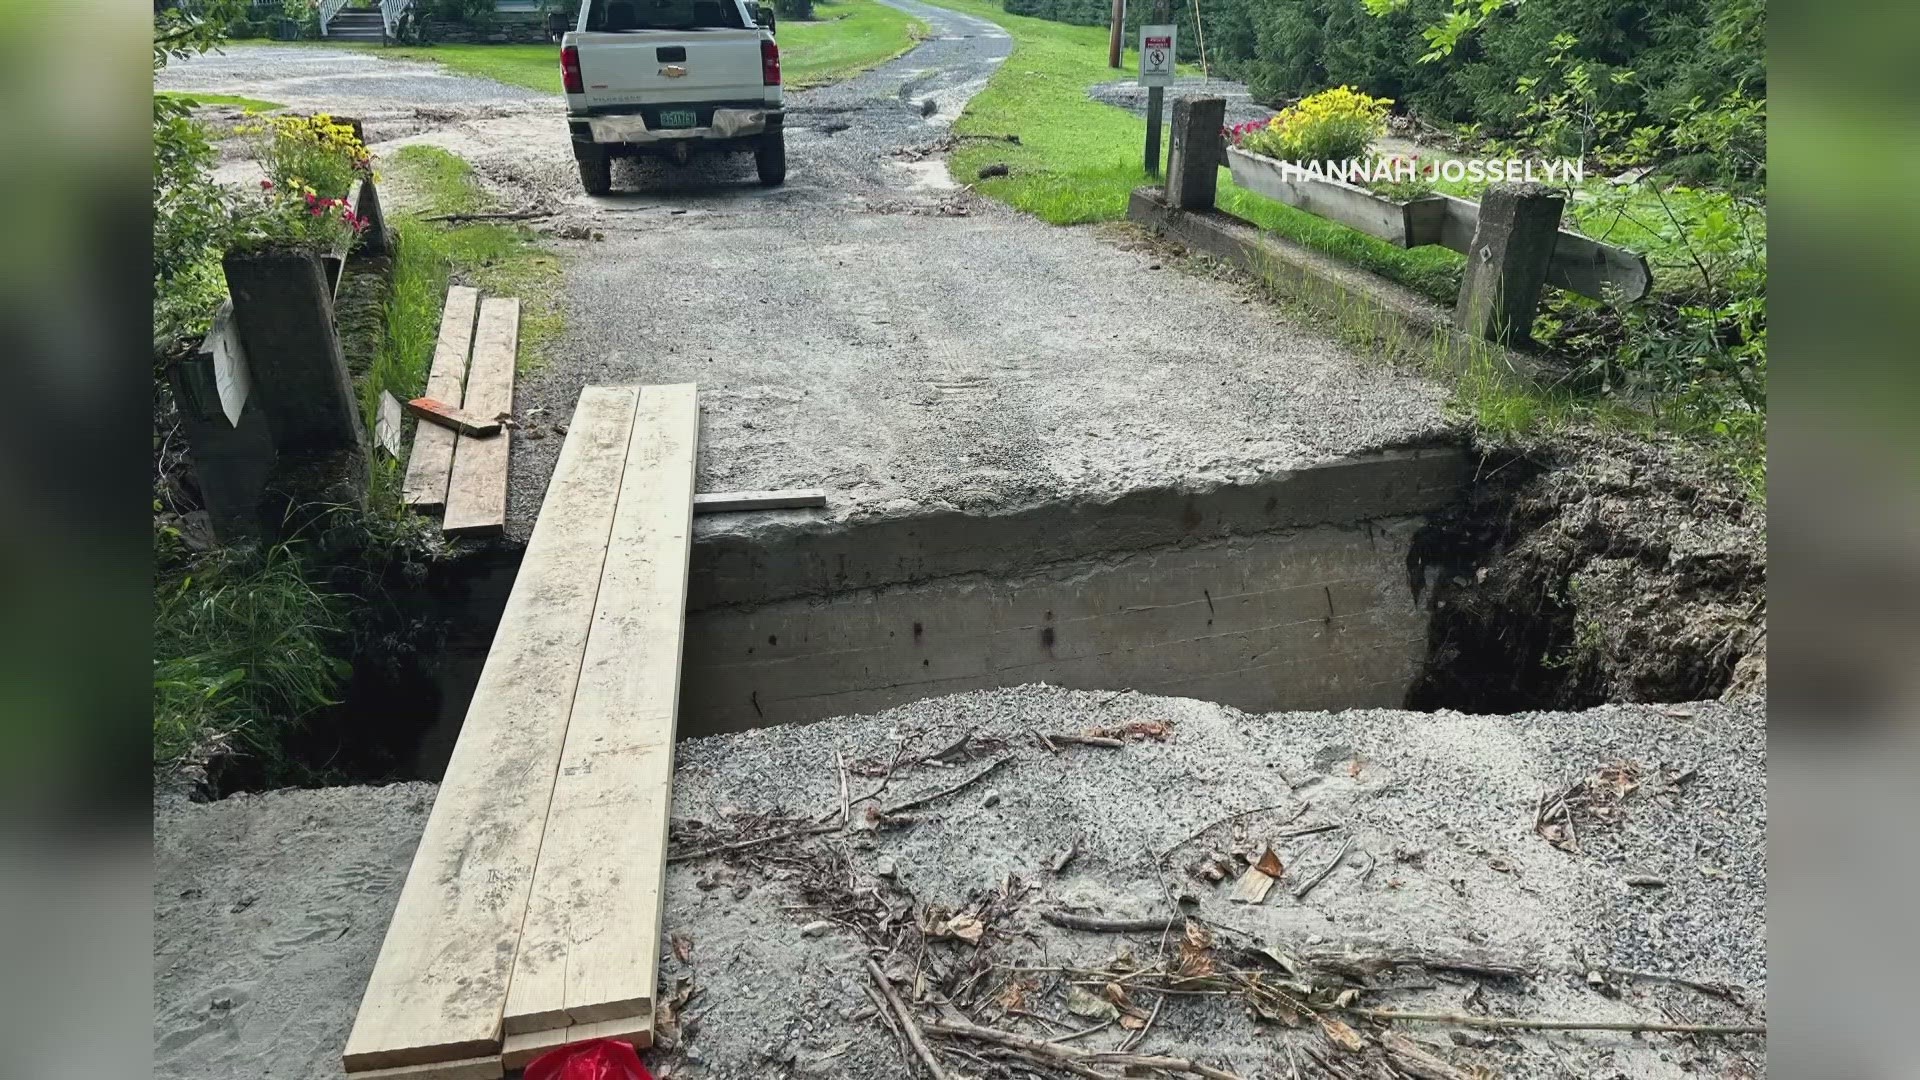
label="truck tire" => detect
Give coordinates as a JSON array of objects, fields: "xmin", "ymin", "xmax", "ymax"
[
  {"xmin": 755, "ymin": 132, "xmax": 787, "ymax": 187},
  {"xmin": 578, "ymin": 154, "xmax": 613, "ymax": 196}
]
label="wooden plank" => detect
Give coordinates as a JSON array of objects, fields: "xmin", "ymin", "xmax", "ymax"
[
  {"xmin": 692, "ymin": 487, "xmax": 827, "ymax": 514},
  {"xmin": 408, "ymin": 396, "xmax": 503, "ymax": 438},
  {"xmin": 1227, "ymin": 147, "xmax": 1412, "ymax": 247},
  {"xmin": 500, "ymin": 1014, "xmax": 654, "ymax": 1071},
  {"xmin": 342, "ymin": 387, "xmax": 643, "ymax": 1073},
  {"xmin": 402, "ymin": 286, "xmax": 480, "ymax": 512},
  {"xmin": 352, "ymin": 1056, "xmax": 503, "ymax": 1080},
  {"xmin": 376, "ymin": 391, "xmax": 405, "ymax": 457},
  {"xmin": 443, "ymin": 297, "xmax": 518, "ymax": 537},
  {"xmin": 503, "ymin": 384, "xmax": 699, "ymax": 1035},
  {"xmin": 1547, "ymin": 230, "xmax": 1653, "ymax": 304},
  {"xmin": 1437, "ymin": 195, "xmax": 1651, "ymax": 302}
]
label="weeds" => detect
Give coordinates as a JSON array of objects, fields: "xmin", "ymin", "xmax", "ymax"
[{"xmin": 153, "ymin": 534, "xmax": 347, "ymax": 771}]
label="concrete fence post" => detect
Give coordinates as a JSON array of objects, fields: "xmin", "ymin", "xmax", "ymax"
[
  {"xmin": 221, "ymin": 248, "xmax": 370, "ymax": 514},
  {"xmin": 1452, "ymin": 181, "xmax": 1565, "ymax": 346},
  {"xmin": 353, "ymin": 175, "xmax": 392, "ymax": 258},
  {"xmin": 167, "ymin": 304, "xmax": 279, "ymax": 541},
  {"xmin": 222, "ymin": 249, "xmax": 366, "ymax": 454},
  {"xmin": 1166, "ymin": 96, "xmax": 1227, "ymax": 211}
]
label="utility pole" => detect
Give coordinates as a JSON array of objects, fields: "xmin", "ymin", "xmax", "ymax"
[{"xmin": 1108, "ymin": 0, "xmax": 1123, "ymax": 68}]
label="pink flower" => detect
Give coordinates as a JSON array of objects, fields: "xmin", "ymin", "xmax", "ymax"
[{"xmin": 260, "ymin": 179, "xmax": 274, "ymax": 190}]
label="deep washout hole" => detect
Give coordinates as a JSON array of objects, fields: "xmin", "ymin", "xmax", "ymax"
[{"xmin": 200, "ymin": 439, "xmax": 1763, "ymax": 798}]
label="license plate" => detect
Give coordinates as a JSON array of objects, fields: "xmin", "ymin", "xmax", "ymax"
[{"xmin": 658, "ymin": 109, "xmax": 696, "ymax": 128}]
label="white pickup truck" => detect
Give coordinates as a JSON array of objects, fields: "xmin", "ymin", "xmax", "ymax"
[{"xmin": 560, "ymin": 0, "xmax": 785, "ymax": 194}]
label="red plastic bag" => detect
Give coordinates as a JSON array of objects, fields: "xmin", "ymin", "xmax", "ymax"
[{"xmin": 523, "ymin": 1037, "xmax": 653, "ymax": 1080}]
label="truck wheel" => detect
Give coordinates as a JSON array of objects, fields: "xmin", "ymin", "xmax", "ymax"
[
  {"xmin": 578, "ymin": 154, "xmax": 613, "ymax": 196},
  {"xmin": 755, "ymin": 132, "xmax": 786, "ymax": 187}
]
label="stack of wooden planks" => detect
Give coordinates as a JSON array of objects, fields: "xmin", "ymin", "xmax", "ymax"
[
  {"xmin": 402, "ymin": 285, "xmax": 519, "ymax": 538},
  {"xmin": 345, "ymin": 384, "xmax": 700, "ymax": 1079}
]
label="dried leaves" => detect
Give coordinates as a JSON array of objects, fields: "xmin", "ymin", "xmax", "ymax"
[
  {"xmin": 1083, "ymin": 719, "xmax": 1172, "ymax": 742},
  {"xmin": 1536, "ymin": 760, "xmax": 1654, "ymax": 852}
]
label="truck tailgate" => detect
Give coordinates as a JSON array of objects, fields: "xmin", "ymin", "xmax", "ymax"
[{"xmin": 572, "ymin": 30, "xmax": 765, "ymax": 108}]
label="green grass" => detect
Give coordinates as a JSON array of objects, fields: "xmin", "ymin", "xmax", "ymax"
[
  {"xmin": 780, "ymin": 0, "xmax": 927, "ymax": 88},
  {"xmin": 156, "ymin": 90, "xmax": 287, "ymax": 112},
  {"xmin": 370, "ymin": 145, "xmax": 565, "ymax": 442},
  {"xmin": 923, "ymin": 0, "xmax": 1464, "ymax": 299},
  {"xmin": 321, "ymin": 0, "xmax": 923, "ymax": 93},
  {"xmin": 153, "ymin": 539, "xmax": 347, "ymax": 770},
  {"xmin": 373, "ymin": 42, "xmax": 566, "ymax": 92}
]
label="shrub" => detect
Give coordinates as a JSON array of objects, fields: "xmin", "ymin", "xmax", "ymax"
[
  {"xmin": 1242, "ymin": 85, "xmax": 1391, "ymax": 162},
  {"xmin": 775, "ymin": 0, "xmax": 815, "ymax": 20}
]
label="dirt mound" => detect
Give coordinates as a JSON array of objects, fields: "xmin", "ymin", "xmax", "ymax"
[{"xmin": 1410, "ymin": 431, "xmax": 1765, "ymax": 712}]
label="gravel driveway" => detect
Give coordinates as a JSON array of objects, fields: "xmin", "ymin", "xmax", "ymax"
[
  {"xmin": 504, "ymin": 0, "xmax": 1451, "ymax": 541},
  {"xmin": 156, "ymin": 44, "xmax": 548, "ymax": 110},
  {"xmin": 156, "ymin": 7, "xmax": 1454, "ymax": 543}
]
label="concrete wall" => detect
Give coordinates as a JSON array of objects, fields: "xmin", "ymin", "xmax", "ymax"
[
  {"xmin": 688, "ymin": 446, "xmax": 1466, "ymax": 609},
  {"xmin": 681, "ymin": 518, "xmax": 1433, "ymax": 735},
  {"xmin": 676, "ymin": 447, "xmax": 1467, "ymax": 734}
]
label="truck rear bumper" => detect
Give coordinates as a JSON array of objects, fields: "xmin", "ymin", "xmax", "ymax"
[{"xmin": 572, "ymin": 108, "xmax": 784, "ymax": 146}]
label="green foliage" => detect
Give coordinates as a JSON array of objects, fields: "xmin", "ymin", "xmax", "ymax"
[
  {"xmin": 776, "ymin": 0, "xmax": 816, "ymax": 19},
  {"xmin": 153, "ymin": 537, "xmax": 348, "ymax": 769},
  {"xmin": 153, "ymin": 101, "xmax": 231, "ymax": 344},
  {"xmin": 153, "ymin": 1, "xmax": 248, "ymax": 346},
  {"xmin": 995, "ymin": 0, "xmax": 1767, "ymax": 179}
]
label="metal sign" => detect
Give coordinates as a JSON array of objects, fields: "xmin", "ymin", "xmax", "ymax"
[{"xmin": 1139, "ymin": 24, "xmax": 1175, "ymax": 87}]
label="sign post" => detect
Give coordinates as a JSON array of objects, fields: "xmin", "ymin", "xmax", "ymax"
[{"xmin": 1139, "ymin": 23, "xmax": 1175, "ymax": 177}]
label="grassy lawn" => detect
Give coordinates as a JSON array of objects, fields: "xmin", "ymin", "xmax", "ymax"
[
  {"xmin": 370, "ymin": 145, "xmax": 565, "ymax": 428},
  {"xmin": 780, "ymin": 0, "xmax": 927, "ymax": 88},
  {"xmin": 338, "ymin": 0, "xmax": 923, "ymax": 93},
  {"xmin": 156, "ymin": 90, "xmax": 286, "ymax": 112},
  {"xmin": 922, "ymin": 0, "xmax": 1463, "ymax": 301},
  {"xmin": 921, "ymin": 0, "xmax": 1762, "ymax": 490}
]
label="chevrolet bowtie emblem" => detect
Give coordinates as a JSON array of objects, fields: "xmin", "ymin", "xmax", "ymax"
[{"xmin": 661, "ymin": 65, "xmax": 688, "ymax": 77}]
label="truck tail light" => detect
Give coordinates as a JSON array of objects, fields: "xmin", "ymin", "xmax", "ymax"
[
  {"xmin": 761, "ymin": 39, "xmax": 781, "ymax": 86},
  {"xmin": 561, "ymin": 45, "xmax": 584, "ymax": 94}
]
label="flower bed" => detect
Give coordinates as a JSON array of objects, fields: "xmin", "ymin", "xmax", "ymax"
[
  {"xmin": 229, "ymin": 114, "xmax": 374, "ymax": 258},
  {"xmin": 1221, "ymin": 88, "xmax": 1447, "ymax": 249},
  {"xmin": 1225, "ymin": 145, "xmax": 1447, "ymax": 249}
]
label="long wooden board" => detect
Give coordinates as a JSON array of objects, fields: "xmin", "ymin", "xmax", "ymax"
[
  {"xmin": 343, "ymin": 387, "xmax": 642, "ymax": 1073},
  {"xmin": 1436, "ymin": 194, "xmax": 1653, "ymax": 302},
  {"xmin": 501, "ymin": 1014, "xmax": 654, "ymax": 1071},
  {"xmin": 692, "ymin": 487, "xmax": 827, "ymax": 514},
  {"xmin": 444, "ymin": 297, "xmax": 519, "ymax": 537},
  {"xmin": 353, "ymin": 1056, "xmax": 503, "ymax": 1080},
  {"xmin": 503, "ymin": 384, "xmax": 699, "ymax": 1035},
  {"xmin": 402, "ymin": 286, "xmax": 480, "ymax": 512}
]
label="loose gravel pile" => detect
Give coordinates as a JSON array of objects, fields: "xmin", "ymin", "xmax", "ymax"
[{"xmin": 154, "ymin": 686, "xmax": 1766, "ymax": 1080}]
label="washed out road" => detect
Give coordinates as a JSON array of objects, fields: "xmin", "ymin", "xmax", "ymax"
[{"xmin": 159, "ymin": 1, "xmax": 1452, "ymax": 544}]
